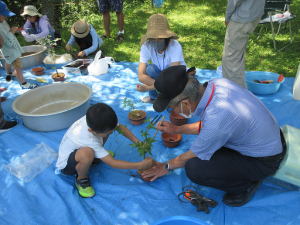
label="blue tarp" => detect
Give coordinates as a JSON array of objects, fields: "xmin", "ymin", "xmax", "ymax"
[{"xmin": 0, "ymin": 62, "xmax": 299, "ymax": 225}]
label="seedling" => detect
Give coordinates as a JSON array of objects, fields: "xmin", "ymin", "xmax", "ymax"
[
  {"xmin": 36, "ymin": 35, "xmax": 61, "ymax": 76},
  {"xmin": 122, "ymin": 97, "xmax": 141, "ymax": 117},
  {"xmin": 130, "ymin": 118, "xmax": 157, "ymax": 159}
]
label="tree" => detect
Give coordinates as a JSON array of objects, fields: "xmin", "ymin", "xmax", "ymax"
[{"xmin": 40, "ymin": 0, "xmax": 56, "ymax": 28}]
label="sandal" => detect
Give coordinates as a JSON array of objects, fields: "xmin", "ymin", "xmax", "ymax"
[
  {"xmin": 101, "ymin": 34, "xmax": 111, "ymax": 39},
  {"xmin": 117, "ymin": 33, "xmax": 124, "ymax": 42}
]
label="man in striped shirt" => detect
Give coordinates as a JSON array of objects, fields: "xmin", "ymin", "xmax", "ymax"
[{"xmin": 143, "ymin": 65, "xmax": 286, "ymax": 207}]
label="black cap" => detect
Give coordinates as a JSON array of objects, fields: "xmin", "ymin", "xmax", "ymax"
[{"xmin": 153, "ymin": 65, "xmax": 188, "ymax": 112}]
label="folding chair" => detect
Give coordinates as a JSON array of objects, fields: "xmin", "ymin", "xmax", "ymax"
[{"xmin": 257, "ymin": 0, "xmax": 296, "ymax": 51}]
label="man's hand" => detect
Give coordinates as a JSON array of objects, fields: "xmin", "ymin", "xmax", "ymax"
[
  {"xmin": 142, "ymin": 162, "xmax": 169, "ymax": 181},
  {"xmin": 66, "ymin": 44, "xmax": 71, "ymax": 52},
  {"xmin": 10, "ymin": 26, "xmax": 20, "ymax": 34},
  {"xmin": 156, "ymin": 121, "xmax": 178, "ymax": 134},
  {"xmin": 0, "ymin": 34, "xmax": 3, "ymax": 49},
  {"xmin": 225, "ymin": 21, "xmax": 229, "ymax": 27},
  {"xmin": 78, "ymin": 51, "xmax": 85, "ymax": 57},
  {"xmin": 140, "ymin": 156, "xmax": 154, "ymax": 169},
  {"xmin": 136, "ymin": 83, "xmax": 151, "ymax": 92}
]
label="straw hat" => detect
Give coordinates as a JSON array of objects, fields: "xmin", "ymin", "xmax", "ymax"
[
  {"xmin": 20, "ymin": 5, "xmax": 42, "ymax": 17},
  {"xmin": 71, "ymin": 19, "xmax": 91, "ymax": 38},
  {"xmin": 140, "ymin": 13, "xmax": 178, "ymax": 46}
]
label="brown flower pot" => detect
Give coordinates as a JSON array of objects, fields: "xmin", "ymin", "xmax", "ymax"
[
  {"xmin": 31, "ymin": 67, "xmax": 44, "ymax": 76},
  {"xmin": 170, "ymin": 111, "xmax": 188, "ymax": 126},
  {"xmin": 128, "ymin": 110, "xmax": 146, "ymax": 125},
  {"xmin": 137, "ymin": 160, "xmax": 157, "ymax": 182},
  {"xmin": 161, "ymin": 133, "xmax": 182, "ymax": 148},
  {"xmin": 52, "ymin": 73, "xmax": 65, "ymax": 82}
]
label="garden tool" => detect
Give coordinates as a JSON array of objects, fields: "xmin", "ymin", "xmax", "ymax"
[
  {"xmin": 278, "ymin": 74, "xmax": 284, "ymax": 82},
  {"xmin": 253, "ymin": 79, "xmax": 274, "ymax": 84},
  {"xmin": 178, "ymin": 185, "xmax": 218, "ymax": 214},
  {"xmin": 153, "ymin": 115, "xmax": 165, "ymax": 139}
]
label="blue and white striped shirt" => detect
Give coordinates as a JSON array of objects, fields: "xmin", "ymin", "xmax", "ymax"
[{"xmin": 191, "ymin": 78, "xmax": 282, "ymax": 160}]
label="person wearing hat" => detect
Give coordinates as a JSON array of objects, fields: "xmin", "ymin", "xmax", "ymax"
[
  {"xmin": 136, "ymin": 13, "xmax": 187, "ymax": 104},
  {"xmin": 142, "ymin": 65, "xmax": 286, "ymax": 207},
  {"xmin": 66, "ymin": 19, "xmax": 103, "ymax": 58},
  {"xmin": 20, "ymin": 5, "xmax": 61, "ymax": 45},
  {"xmin": 0, "ymin": 1, "xmax": 38, "ymax": 89}
]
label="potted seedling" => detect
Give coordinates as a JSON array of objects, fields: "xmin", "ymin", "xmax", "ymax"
[
  {"xmin": 37, "ymin": 36, "xmax": 65, "ymax": 81},
  {"xmin": 130, "ymin": 118, "xmax": 158, "ymax": 181},
  {"xmin": 123, "ymin": 97, "xmax": 146, "ymax": 125}
]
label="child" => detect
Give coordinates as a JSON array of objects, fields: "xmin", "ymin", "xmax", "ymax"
[
  {"xmin": 56, "ymin": 103, "xmax": 153, "ymax": 198},
  {"xmin": 0, "ymin": 1, "xmax": 38, "ymax": 89},
  {"xmin": 20, "ymin": 5, "xmax": 61, "ymax": 46},
  {"xmin": 66, "ymin": 19, "xmax": 103, "ymax": 58}
]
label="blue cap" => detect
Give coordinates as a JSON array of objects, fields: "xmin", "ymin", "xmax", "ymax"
[{"xmin": 0, "ymin": 1, "xmax": 16, "ymax": 17}]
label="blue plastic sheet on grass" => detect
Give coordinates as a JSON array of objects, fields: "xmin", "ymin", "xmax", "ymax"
[{"xmin": 0, "ymin": 62, "xmax": 299, "ymax": 225}]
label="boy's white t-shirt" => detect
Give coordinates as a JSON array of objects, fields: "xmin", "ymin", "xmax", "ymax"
[
  {"xmin": 56, "ymin": 115, "xmax": 109, "ymax": 170},
  {"xmin": 139, "ymin": 39, "xmax": 187, "ymax": 71}
]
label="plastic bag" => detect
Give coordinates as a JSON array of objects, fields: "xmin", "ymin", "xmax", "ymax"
[
  {"xmin": 43, "ymin": 53, "xmax": 72, "ymax": 64},
  {"xmin": 4, "ymin": 142, "xmax": 58, "ymax": 183},
  {"xmin": 87, "ymin": 50, "xmax": 108, "ymax": 76}
]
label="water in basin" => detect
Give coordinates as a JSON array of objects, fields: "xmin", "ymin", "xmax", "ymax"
[{"xmin": 29, "ymin": 100, "xmax": 80, "ymax": 115}]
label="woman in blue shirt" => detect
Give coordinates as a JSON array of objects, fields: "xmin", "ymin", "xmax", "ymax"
[{"xmin": 66, "ymin": 19, "xmax": 103, "ymax": 58}]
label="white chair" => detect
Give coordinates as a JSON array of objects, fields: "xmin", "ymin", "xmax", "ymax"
[{"xmin": 273, "ymin": 125, "xmax": 300, "ymax": 187}]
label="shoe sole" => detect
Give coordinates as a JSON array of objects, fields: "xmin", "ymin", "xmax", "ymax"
[{"xmin": 222, "ymin": 180, "xmax": 263, "ymax": 207}]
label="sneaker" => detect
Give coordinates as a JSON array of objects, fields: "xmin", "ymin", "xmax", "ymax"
[
  {"xmin": 6, "ymin": 72, "xmax": 15, "ymax": 77},
  {"xmin": 0, "ymin": 121, "xmax": 18, "ymax": 133},
  {"xmin": 142, "ymin": 96, "xmax": 155, "ymax": 104},
  {"xmin": 1, "ymin": 97, "xmax": 7, "ymax": 102},
  {"xmin": 22, "ymin": 82, "xmax": 38, "ymax": 89},
  {"xmin": 91, "ymin": 150, "xmax": 114, "ymax": 166},
  {"xmin": 75, "ymin": 177, "xmax": 95, "ymax": 198}
]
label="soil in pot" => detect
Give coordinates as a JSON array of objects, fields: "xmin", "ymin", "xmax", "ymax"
[
  {"xmin": 170, "ymin": 111, "xmax": 188, "ymax": 126},
  {"xmin": 161, "ymin": 133, "xmax": 182, "ymax": 148},
  {"xmin": 52, "ymin": 73, "xmax": 65, "ymax": 82},
  {"xmin": 137, "ymin": 160, "xmax": 157, "ymax": 182},
  {"xmin": 31, "ymin": 67, "xmax": 44, "ymax": 76},
  {"xmin": 21, "ymin": 52, "xmax": 36, "ymax": 57},
  {"xmin": 128, "ymin": 110, "xmax": 146, "ymax": 125}
]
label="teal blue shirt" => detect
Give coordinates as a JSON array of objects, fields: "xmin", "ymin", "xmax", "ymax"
[{"xmin": 0, "ymin": 21, "xmax": 24, "ymax": 64}]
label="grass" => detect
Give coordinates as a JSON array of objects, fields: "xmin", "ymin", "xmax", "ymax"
[{"xmin": 17, "ymin": 0, "xmax": 300, "ymax": 77}]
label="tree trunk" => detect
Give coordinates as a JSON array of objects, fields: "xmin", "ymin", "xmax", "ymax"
[{"xmin": 40, "ymin": 0, "xmax": 56, "ymax": 28}]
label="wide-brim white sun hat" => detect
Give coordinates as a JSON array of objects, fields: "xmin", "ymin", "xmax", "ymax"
[{"xmin": 21, "ymin": 5, "xmax": 43, "ymax": 17}]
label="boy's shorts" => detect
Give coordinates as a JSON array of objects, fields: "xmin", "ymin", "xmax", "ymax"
[
  {"xmin": 97, "ymin": 0, "xmax": 123, "ymax": 14},
  {"xmin": 11, "ymin": 57, "xmax": 22, "ymax": 69},
  {"xmin": 61, "ymin": 149, "xmax": 79, "ymax": 176}
]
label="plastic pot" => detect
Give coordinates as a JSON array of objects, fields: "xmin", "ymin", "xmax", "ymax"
[
  {"xmin": 52, "ymin": 73, "xmax": 65, "ymax": 82},
  {"xmin": 169, "ymin": 111, "xmax": 188, "ymax": 126},
  {"xmin": 161, "ymin": 133, "xmax": 182, "ymax": 148},
  {"xmin": 128, "ymin": 110, "xmax": 146, "ymax": 125},
  {"xmin": 31, "ymin": 67, "xmax": 44, "ymax": 76}
]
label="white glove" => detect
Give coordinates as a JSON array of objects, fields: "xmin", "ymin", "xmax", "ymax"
[{"xmin": 25, "ymin": 34, "xmax": 37, "ymax": 42}]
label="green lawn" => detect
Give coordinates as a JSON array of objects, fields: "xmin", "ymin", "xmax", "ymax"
[{"xmin": 17, "ymin": 0, "xmax": 300, "ymax": 77}]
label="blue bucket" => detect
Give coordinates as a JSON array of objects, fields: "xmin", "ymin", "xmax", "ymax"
[
  {"xmin": 245, "ymin": 72, "xmax": 285, "ymax": 95},
  {"xmin": 150, "ymin": 216, "xmax": 209, "ymax": 225},
  {"xmin": 153, "ymin": 0, "xmax": 163, "ymax": 8}
]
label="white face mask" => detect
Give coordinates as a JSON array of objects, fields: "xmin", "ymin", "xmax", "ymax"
[{"xmin": 179, "ymin": 102, "xmax": 194, "ymax": 119}]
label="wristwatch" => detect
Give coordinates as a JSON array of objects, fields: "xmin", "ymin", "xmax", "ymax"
[{"xmin": 165, "ymin": 161, "xmax": 173, "ymax": 172}]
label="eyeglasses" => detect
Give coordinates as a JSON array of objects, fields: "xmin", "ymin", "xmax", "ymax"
[{"xmin": 167, "ymin": 97, "xmax": 188, "ymax": 113}]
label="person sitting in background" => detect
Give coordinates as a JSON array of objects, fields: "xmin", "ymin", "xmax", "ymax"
[
  {"xmin": 136, "ymin": 13, "xmax": 187, "ymax": 104},
  {"xmin": 20, "ymin": 5, "xmax": 61, "ymax": 46},
  {"xmin": 66, "ymin": 19, "xmax": 103, "ymax": 58},
  {"xmin": 0, "ymin": 1, "xmax": 38, "ymax": 89}
]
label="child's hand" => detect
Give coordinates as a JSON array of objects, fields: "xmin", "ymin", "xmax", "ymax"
[
  {"xmin": 78, "ymin": 51, "xmax": 85, "ymax": 57},
  {"xmin": 66, "ymin": 44, "xmax": 71, "ymax": 51},
  {"xmin": 10, "ymin": 26, "xmax": 20, "ymax": 34},
  {"xmin": 140, "ymin": 156, "xmax": 153, "ymax": 169}
]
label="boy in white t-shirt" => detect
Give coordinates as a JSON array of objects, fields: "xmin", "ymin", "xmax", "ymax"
[{"xmin": 56, "ymin": 103, "xmax": 153, "ymax": 198}]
